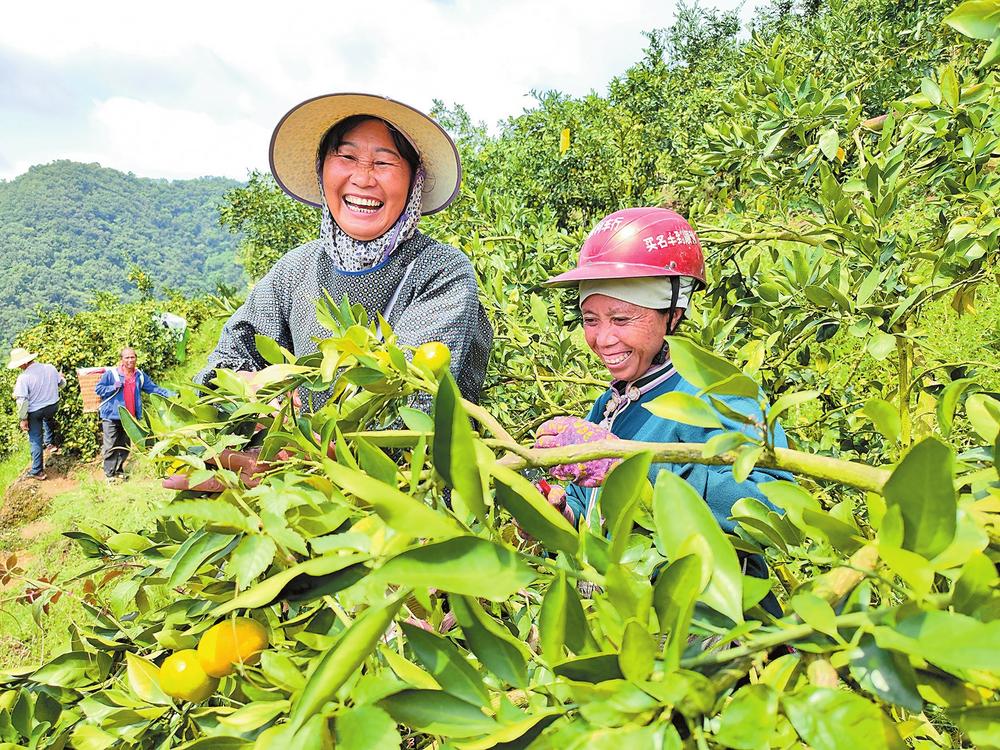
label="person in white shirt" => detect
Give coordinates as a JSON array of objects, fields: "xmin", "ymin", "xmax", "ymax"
[{"xmin": 8, "ymin": 348, "xmax": 64, "ymax": 480}]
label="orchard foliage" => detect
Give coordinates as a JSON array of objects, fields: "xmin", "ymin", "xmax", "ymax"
[
  {"xmin": 0, "ymin": 292, "xmax": 215, "ymax": 459},
  {"xmin": 0, "ymin": 300, "xmax": 996, "ymax": 748},
  {"xmin": 2, "ymin": 0, "xmax": 1000, "ymax": 747}
]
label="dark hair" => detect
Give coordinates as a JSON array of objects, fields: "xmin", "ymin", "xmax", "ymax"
[{"xmin": 318, "ymin": 115, "xmax": 420, "ymax": 174}]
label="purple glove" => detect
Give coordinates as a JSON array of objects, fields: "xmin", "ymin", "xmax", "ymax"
[{"xmin": 533, "ymin": 416, "xmax": 620, "ymax": 487}]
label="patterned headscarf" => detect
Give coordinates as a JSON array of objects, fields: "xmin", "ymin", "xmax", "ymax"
[{"xmin": 317, "ymin": 156, "xmax": 425, "ymax": 272}]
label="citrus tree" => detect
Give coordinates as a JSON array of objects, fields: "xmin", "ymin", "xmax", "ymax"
[
  {"xmin": 3, "ymin": 1, "xmax": 997, "ymax": 747},
  {"xmin": 0, "ymin": 290, "xmax": 996, "ymax": 747}
]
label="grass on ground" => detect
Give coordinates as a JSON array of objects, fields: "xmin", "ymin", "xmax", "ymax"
[{"xmin": 0, "ymin": 314, "xmax": 225, "ymax": 669}]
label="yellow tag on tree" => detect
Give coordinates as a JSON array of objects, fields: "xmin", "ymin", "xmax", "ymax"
[{"xmin": 559, "ymin": 128, "xmax": 570, "ymax": 154}]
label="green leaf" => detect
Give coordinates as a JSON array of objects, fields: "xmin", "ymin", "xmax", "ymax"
[
  {"xmin": 653, "ymin": 470, "xmax": 743, "ymax": 623},
  {"xmin": 287, "ymin": 594, "xmax": 404, "ymax": 734},
  {"xmin": 849, "ymin": 634, "xmax": 923, "ymax": 713},
  {"xmin": 767, "ymin": 390, "xmax": 819, "ymax": 427},
  {"xmin": 402, "ymin": 623, "xmax": 490, "ymax": 707},
  {"xmin": 355, "ymin": 438, "xmax": 400, "ymax": 486},
  {"xmin": 966, "ymin": 393, "xmax": 1000, "ymax": 441},
  {"xmin": 666, "ymin": 336, "xmax": 742, "ymax": 390},
  {"xmin": 229, "ymin": 535, "xmax": 277, "ymax": 590},
  {"xmin": 552, "ymin": 653, "xmax": 623, "ymax": 682},
  {"xmin": 935, "ymin": 378, "xmax": 978, "ymax": 437},
  {"xmin": 943, "ymin": 0, "xmax": 1000, "ymax": 39},
  {"xmin": 790, "ymin": 592, "xmax": 842, "ymax": 641},
  {"xmin": 378, "ymin": 537, "xmax": 534, "ymax": 601},
  {"xmin": 866, "ymin": 332, "xmax": 896, "ymax": 360},
  {"xmin": 162, "ymin": 499, "xmax": 251, "ymax": 533},
  {"xmin": 600, "ymin": 452, "xmax": 653, "ymax": 563},
  {"xmin": 782, "ymin": 687, "xmax": 899, "ymax": 750},
  {"xmin": 260, "ymin": 651, "xmax": 306, "ymax": 692},
  {"xmin": 946, "ymin": 704, "xmax": 1000, "ymax": 748},
  {"xmin": 163, "ymin": 530, "xmax": 237, "ymax": 588},
  {"xmin": 378, "ymin": 690, "xmax": 497, "ymax": 739},
  {"xmin": 952, "ymin": 552, "xmax": 998, "ymax": 616},
  {"xmin": 491, "ymin": 465, "xmax": 578, "ymax": 556},
  {"xmin": 450, "ymin": 595, "xmax": 529, "ymax": 687},
  {"xmin": 212, "ymin": 553, "xmax": 369, "ymax": 616},
  {"xmin": 939, "ymin": 65, "xmax": 960, "ymax": 108},
  {"xmin": 644, "ymin": 392, "xmax": 723, "ymax": 429},
  {"xmin": 653, "ymin": 555, "xmax": 702, "ymax": 670},
  {"xmin": 619, "ymin": 619, "xmax": 656, "ymax": 681},
  {"xmin": 733, "ymin": 445, "xmax": 764, "ymax": 483},
  {"xmin": 818, "ymin": 128, "xmax": 840, "ymax": 160},
  {"xmin": 31, "ymin": 651, "xmax": 109, "ymax": 689},
  {"xmin": 762, "ymin": 126, "xmax": 790, "ymax": 157},
  {"xmin": 398, "ymin": 406, "xmax": 434, "ymax": 432},
  {"xmin": 979, "ymin": 32, "xmax": 1000, "ymax": 68},
  {"xmin": 882, "ymin": 437, "xmax": 956, "ymax": 558},
  {"xmin": 219, "ymin": 699, "xmax": 291, "ymax": 733},
  {"xmin": 920, "ymin": 77, "xmax": 942, "ymax": 107},
  {"xmin": 125, "ymin": 652, "xmax": 170, "ymax": 706},
  {"xmin": 254, "ymin": 334, "xmax": 285, "ymax": 365},
  {"xmin": 878, "ymin": 611, "xmax": 1000, "ymax": 673},
  {"xmin": 861, "ymin": 398, "xmax": 901, "ymax": 443},
  {"xmin": 432, "ymin": 373, "xmax": 488, "ymax": 524},
  {"xmin": 716, "ymin": 684, "xmax": 779, "ymax": 750},
  {"xmin": 323, "ymin": 458, "xmax": 462, "ymax": 539},
  {"xmin": 539, "ymin": 571, "xmax": 591, "ymax": 663},
  {"xmin": 336, "ymin": 705, "xmax": 401, "ymax": 750}
]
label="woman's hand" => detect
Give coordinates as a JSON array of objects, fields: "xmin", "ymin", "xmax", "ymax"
[
  {"xmin": 534, "ymin": 416, "xmax": 620, "ymax": 487},
  {"xmin": 517, "ymin": 480, "xmax": 575, "ymax": 542},
  {"xmin": 538, "ymin": 480, "xmax": 575, "ymax": 524}
]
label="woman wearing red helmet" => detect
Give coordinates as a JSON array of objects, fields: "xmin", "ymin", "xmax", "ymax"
[{"xmin": 535, "ymin": 207, "xmax": 792, "ymax": 544}]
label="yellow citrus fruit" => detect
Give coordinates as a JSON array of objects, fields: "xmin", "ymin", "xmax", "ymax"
[
  {"xmin": 197, "ymin": 617, "xmax": 269, "ymax": 678},
  {"xmin": 413, "ymin": 341, "xmax": 451, "ymax": 377},
  {"xmin": 159, "ymin": 649, "xmax": 219, "ymax": 703}
]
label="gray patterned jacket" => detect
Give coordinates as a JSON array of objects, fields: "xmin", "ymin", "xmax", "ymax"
[{"xmin": 197, "ymin": 232, "xmax": 493, "ymax": 407}]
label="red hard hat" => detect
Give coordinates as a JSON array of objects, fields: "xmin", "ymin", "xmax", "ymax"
[{"xmin": 545, "ymin": 207, "xmax": 706, "ymax": 288}]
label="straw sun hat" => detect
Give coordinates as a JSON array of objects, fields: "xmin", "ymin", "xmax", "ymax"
[
  {"xmin": 269, "ymin": 92, "xmax": 461, "ymax": 215},
  {"xmin": 6, "ymin": 348, "xmax": 37, "ymax": 369}
]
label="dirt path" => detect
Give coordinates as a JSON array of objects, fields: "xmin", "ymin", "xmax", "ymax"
[{"xmin": 0, "ymin": 453, "xmax": 85, "ymax": 538}]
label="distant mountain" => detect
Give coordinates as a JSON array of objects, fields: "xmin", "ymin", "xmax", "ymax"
[{"xmin": 0, "ymin": 161, "xmax": 246, "ymax": 341}]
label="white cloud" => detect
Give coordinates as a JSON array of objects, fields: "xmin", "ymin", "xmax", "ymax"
[{"xmin": 0, "ymin": 0, "xmax": 766, "ymax": 181}]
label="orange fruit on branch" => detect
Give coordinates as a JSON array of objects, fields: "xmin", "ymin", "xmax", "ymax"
[
  {"xmin": 159, "ymin": 649, "xmax": 218, "ymax": 702},
  {"xmin": 197, "ymin": 617, "xmax": 269, "ymax": 678},
  {"xmin": 413, "ymin": 341, "xmax": 451, "ymax": 377}
]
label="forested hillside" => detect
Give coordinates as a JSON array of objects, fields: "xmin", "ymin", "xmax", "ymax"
[{"xmin": 0, "ymin": 161, "xmax": 245, "ymax": 341}]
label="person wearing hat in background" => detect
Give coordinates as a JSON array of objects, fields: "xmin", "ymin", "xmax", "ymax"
[
  {"xmin": 198, "ymin": 93, "xmax": 493, "ymax": 409},
  {"xmin": 8, "ymin": 348, "xmax": 64, "ymax": 480},
  {"xmin": 96, "ymin": 347, "xmax": 175, "ymax": 482},
  {"xmin": 534, "ymin": 208, "xmax": 793, "ymax": 613}
]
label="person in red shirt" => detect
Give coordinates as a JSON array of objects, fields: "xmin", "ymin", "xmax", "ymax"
[{"xmin": 94, "ymin": 347, "xmax": 174, "ymax": 481}]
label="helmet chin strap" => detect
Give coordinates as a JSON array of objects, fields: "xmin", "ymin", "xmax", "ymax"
[{"xmin": 666, "ymin": 277, "xmax": 684, "ymax": 336}]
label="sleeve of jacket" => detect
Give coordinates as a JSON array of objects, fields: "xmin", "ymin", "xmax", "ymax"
[
  {"xmin": 94, "ymin": 369, "xmax": 119, "ymax": 398},
  {"xmin": 391, "ymin": 248, "xmax": 484, "ymax": 389},
  {"xmin": 196, "ymin": 258, "xmax": 295, "ymax": 384}
]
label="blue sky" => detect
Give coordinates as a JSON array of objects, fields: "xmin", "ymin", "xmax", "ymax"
[{"xmin": 1, "ymin": 0, "xmax": 764, "ymax": 182}]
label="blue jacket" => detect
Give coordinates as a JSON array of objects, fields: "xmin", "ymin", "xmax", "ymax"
[
  {"xmin": 564, "ymin": 369, "xmax": 793, "ymax": 532},
  {"xmin": 95, "ymin": 367, "xmax": 172, "ymax": 421}
]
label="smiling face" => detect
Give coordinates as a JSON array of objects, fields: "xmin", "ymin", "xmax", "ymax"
[
  {"xmin": 120, "ymin": 348, "xmax": 137, "ymax": 374},
  {"xmin": 321, "ymin": 119, "xmax": 414, "ymax": 241},
  {"xmin": 581, "ymin": 294, "xmax": 672, "ymax": 382}
]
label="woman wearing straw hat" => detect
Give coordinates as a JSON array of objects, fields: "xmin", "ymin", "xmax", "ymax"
[
  {"xmin": 198, "ymin": 93, "xmax": 492, "ymax": 409},
  {"xmin": 8, "ymin": 347, "xmax": 64, "ymax": 480}
]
